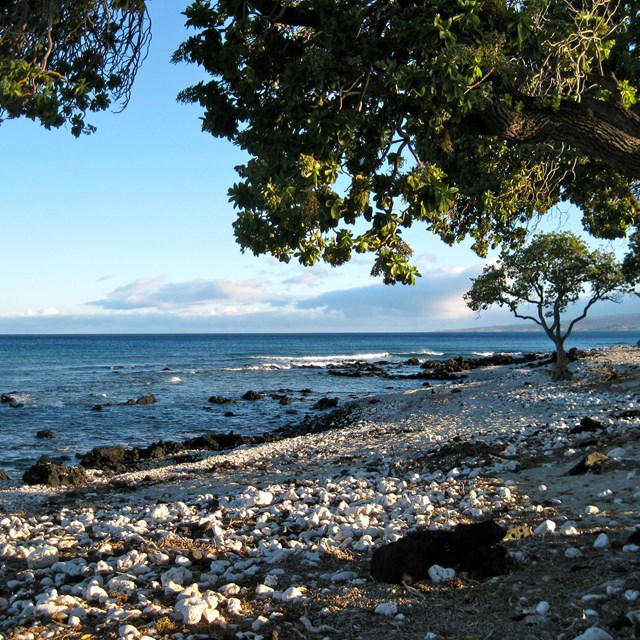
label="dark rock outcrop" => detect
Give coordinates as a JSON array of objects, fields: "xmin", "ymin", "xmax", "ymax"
[
  {"xmin": 1, "ymin": 393, "xmax": 24, "ymax": 408},
  {"xmin": 313, "ymin": 397, "xmax": 339, "ymax": 410},
  {"xmin": 208, "ymin": 395, "xmax": 235, "ymax": 404},
  {"xmin": 124, "ymin": 395, "xmax": 158, "ymax": 405},
  {"xmin": 78, "ymin": 445, "xmax": 140, "ymax": 473},
  {"xmin": 141, "ymin": 440, "xmax": 184, "ymax": 460},
  {"xmin": 371, "ymin": 519, "xmax": 508, "ymax": 584},
  {"xmin": 570, "ymin": 416, "xmax": 606, "ymax": 434},
  {"xmin": 0, "ymin": 470, "xmax": 9, "ymax": 482},
  {"xmin": 23, "ymin": 457, "xmax": 87, "ymax": 488},
  {"xmin": 77, "ymin": 431, "xmax": 272, "ymax": 475},
  {"xmin": 242, "ymin": 390, "xmax": 265, "ymax": 401},
  {"xmin": 327, "ymin": 362, "xmax": 392, "ymax": 378},
  {"xmin": 36, "ymin": 430, "xmax": 56, "ymax": 439}
]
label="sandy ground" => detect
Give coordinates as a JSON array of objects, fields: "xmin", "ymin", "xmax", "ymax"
[{"xmin": 0, "ymin": 345, "xmax": 639, "ymax": 640}]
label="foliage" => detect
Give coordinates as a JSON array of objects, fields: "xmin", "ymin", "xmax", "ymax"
[
  {"xmin": 464, "ymin": 231, "xmax": 634, "ymax": 376},
  {"xmin": 175, "ymin": 0, "xmax": 640, "ymax": 283},
  {"xmin": 0, "ymin": 0, "xmax": 151, "ymax": 135}
]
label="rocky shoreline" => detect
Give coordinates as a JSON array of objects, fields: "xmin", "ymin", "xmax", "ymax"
[
  {"xmin": 8, "ymin": 351, "xmax": 557, "ymax": 490},
  {"xmin": 0, "ymin": 346, "xmax": 639, "ymax": 640}
]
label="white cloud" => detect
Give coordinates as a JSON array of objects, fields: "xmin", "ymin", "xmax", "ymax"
[
  {"xmin": 21, "ymin": 307, "xmax": 61, "ymax": 318},
  {"xmin": 88, "ymin": 277, "xmax": 271, "ymax": 311},
  {"xmin": 40, "ymin": 307, "xmax": 61, "ymax": 317},
  {"xmin": 4, "ymin": 260, "xmax": 637, "ymax": 334}
]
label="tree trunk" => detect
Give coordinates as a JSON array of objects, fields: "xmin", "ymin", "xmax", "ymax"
[{"xmin": 552, "ymin": 339, "xmax": 572, "ymax": 381}]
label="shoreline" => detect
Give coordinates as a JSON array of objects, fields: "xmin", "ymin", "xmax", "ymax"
[
  {"xmin": 5, "ymin": 350, "xmax": 550, "ymax": 484},
  {"xmin": 0, "ymin": 346, "xmax": 639, "ymax": 639}
]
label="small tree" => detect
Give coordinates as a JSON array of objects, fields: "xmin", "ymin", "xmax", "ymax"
[{"xmin": 464, "ymin": 232, "xmax": 633, "ymax": 379}]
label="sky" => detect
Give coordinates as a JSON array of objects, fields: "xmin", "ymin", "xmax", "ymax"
[{"xmin": 1, "ymin": 2, "xmax": 638, "ymax": 334}]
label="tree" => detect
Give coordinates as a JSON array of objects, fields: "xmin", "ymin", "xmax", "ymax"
[
  {"xmin": 464, "ymin": 231, "xmax": 633, "ymax": 379},
  {"xmin": 0, "ymin": 0, "xmax": 151, "ymax": 136},
  {"xmin": 174, "ymin": 0, "xmax": 640, "ymax": 283}
]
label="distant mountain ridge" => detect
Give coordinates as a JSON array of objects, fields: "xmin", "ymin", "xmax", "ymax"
[{"xmin": 458, "ymin": 313, "xmax": 640, "ymax": 333}]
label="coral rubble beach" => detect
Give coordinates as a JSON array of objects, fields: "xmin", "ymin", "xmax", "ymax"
[{"xmin": 0, "ymin": 346, "xmax": 639, "ymax": 640}]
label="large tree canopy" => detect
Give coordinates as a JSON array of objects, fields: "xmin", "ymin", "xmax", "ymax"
[
  {"xmin": 175, "ymin": 0, "xmax": 640, "ymax": 283},
  {"xmin": 0, "ymin": 0, "xmax": 150, "ymax": 136}
]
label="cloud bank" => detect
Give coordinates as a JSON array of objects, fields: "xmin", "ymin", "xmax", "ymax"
[{"xmin": 2, "ymin": 266, "xmax": 637, "ymax": 333}]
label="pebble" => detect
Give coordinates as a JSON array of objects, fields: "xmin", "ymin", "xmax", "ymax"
[
  {"xmin": 428, "ymin": 565, "xmax": 456, "ymax": 583},
  {"xmin": 375, "ymin": 601, "xmax": 398, "ymax": 616},
  {"xmin": 593, "ymin": 533, "xmax": 610, "ymax": 549},
  {"xmin": 536, "ymin": 601, "xmax": 550, "ymax": 615},
  {"xmin": 26, "ymin": 546, "xmax": 59, "ymax": 570},
  {"xmin": 534, "ymin": 520, "xmax": 556, "ymax": 535},
  {"xmin": 280, "ymin": 587, "xmax": 304, "ymax": 603}
]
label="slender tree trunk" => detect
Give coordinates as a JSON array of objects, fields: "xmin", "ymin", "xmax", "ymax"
[{"xmin": 552, "ymin": 338, "xmax": 572, "ymax": 381}]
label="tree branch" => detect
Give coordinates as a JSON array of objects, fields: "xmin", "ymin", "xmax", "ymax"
[
  {"xmin": 247, "ymin": 0, "xmax": 321, "ymax": 28},
  {"xmin": 563, "ymin": 295, "xmax": 601, "ymax": 340},
  {"xmin": 478, "ymin": 94, "xmax": 640, "ymax": 178}
]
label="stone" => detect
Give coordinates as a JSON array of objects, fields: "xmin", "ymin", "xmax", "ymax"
[
  {"xmin": 208, "ymin": 395, "xmax": 235, "ymax": 404},
  {"xmin": 22, "ymin": 457, "xmax": 87, "ymax": 488},
  {"xmin": 593, "ymin": 533, "xmax": 610, "ymax": 549},
  {"xmin": 428, "ymin": 564, "xmax": 456, "ymax": 583},
  {"xmin": 568, "ymin": 452, "xmax": 609, "ymax": 476},
  {"xmin": 161, "ymin": 566, "xmax": 193, "ymax": 587},
  {"xmin": 312, "ymin": 397, "xmax": 339, "ymax": 410},
  {"xmin": 0, "ymin": 469, "xmax": 9, "ymax": 482},
  {"xmin": 79, "ymin": 445, "xmax": 139, "ymax": 473},
  {"xmin": 569, "ymin": 417, "xmax": 606, "ymax": 434},
  {"xmin": 175, "ymin": 597, "xmax": 207, "ymax": 625},
  {"xmin": 534, "ymin": 520, "xmax": 556, "ymax": 535},
  {"xmin": 27, "ymin": 546, "xmax": 59, "ymax": 569},
  {"xmin": 141, "ymin": 440, "xmax": 184, "ymax": 460},
  {"xmin": 36, "ymin": 429, "xmax": 56, "ymax": 439},
  {"xmin": 375, "ymin": 602, "xmax": 398, "ymax": 616},
  {"xmin": 125, "ymin": 395, "xmax": 158, "ymax": 405},
  {"xmin": 242, "ymin": 390, "xmax": 265, "ymax": 401},
  {"xmin": 371, "ymin": 519, "xmax": 508, "ymax": 584},
  {"xmin": 280, "ymin": 587, "xmax": 304, "ymax": 602},
  {"xmin": 186, "ymin": 434, "xmax": 223, "ymax": 451},
  {"xmin": 84, "ymin": 580, "xmax": 109, "ymax": 603}
]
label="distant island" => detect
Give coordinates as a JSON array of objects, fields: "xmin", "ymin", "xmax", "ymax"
[{"xmin": 456, "ymin": 312, "xmax": 640, "ymax": 333}]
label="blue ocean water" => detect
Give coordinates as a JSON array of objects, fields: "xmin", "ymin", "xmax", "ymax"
[{"xmin": 0, "ymin": 332, "xmax": 635, "ymax": 474}]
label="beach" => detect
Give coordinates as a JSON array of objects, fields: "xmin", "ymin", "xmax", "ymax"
[{"xmin": 0, "ymin": 346, "xmax": 639, "ymax": 640}]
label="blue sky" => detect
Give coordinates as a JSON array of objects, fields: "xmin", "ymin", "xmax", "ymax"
[{"xmin": 1, "ymin": 1, "xmax": 638, "ymax": 333}]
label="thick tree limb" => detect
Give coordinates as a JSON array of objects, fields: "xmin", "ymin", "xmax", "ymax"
[{"xmin": 479, "ymin": 94, "xmax": 640, "ymax": 178}]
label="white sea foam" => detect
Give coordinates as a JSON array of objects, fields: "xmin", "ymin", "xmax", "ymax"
[
  {"xmin": 253, "ymin": 352, "xmax": 391, "ymax": 367},
  {"xmin": 472, "ymin": 351, "xmax": 495, "ymax": 357},
  {"xmin": 224, "ymin": 364, "xmax": 292, "ymax": 372},
  {"xmin": 168, "ymin": 377, "xmax": 182, "ymax": 383}
]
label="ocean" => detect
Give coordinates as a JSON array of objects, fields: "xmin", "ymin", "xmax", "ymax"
[{"xmin": 0, "ymin": 331, "xmax": 636, "ymax": 475}]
